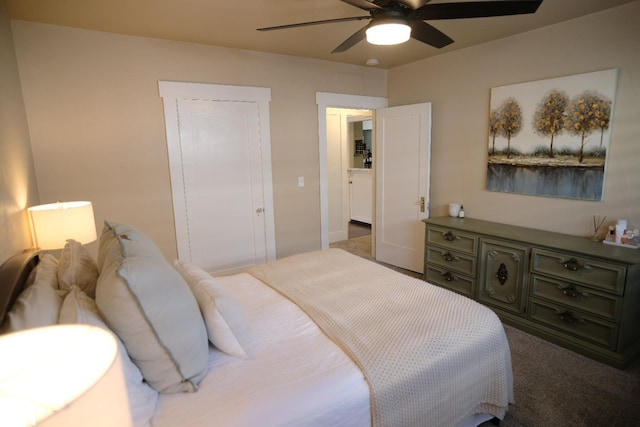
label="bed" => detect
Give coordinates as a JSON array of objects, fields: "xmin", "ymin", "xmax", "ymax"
[{"xmin": 0, "ymin": 221, "xmax": 514, "ymax": 427}]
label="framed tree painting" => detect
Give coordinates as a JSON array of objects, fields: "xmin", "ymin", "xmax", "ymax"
[{"xmin": 486, "ymin": 69, "xmax": 618, "ymax": 201}]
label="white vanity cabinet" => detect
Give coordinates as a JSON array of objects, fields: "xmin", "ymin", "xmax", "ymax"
[{"xmin": 348, "ymin": 168, "xmax": 372, "ymax": 224}]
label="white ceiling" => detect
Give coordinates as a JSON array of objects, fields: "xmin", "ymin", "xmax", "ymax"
[{"xmin": 3, "ymin": 0, "xmax": 636, "ymax": 69}]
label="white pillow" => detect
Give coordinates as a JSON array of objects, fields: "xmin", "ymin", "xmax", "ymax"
[
  {"xmin": 174, "ymin": 260, "xmax": 253, "ymax": 359},
  {"xmin": 96, "ymin": 221, "xmax": 209, "ymax": 394},
  {"xmin": 0, "ymin": 254, "xmax": 64, "ymax": 334},
  {"xmin": 58, "ymin": 239, "xmax": 99, "ymax": 297},
  {"xmin": 59, "ymin": 286, "xmax": 158, "ymax": 427}
]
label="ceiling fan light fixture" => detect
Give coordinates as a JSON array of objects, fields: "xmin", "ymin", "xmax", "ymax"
[
  {"xmin": 366, "ymin": 20, "xmax": 411, "ymax": 46},
  {"xmin": 366, "ymin": 19, "xmax": 411, "ymax": 45}
]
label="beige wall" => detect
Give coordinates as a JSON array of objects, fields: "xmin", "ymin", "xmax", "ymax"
[
  {"xmin": 11, "ymin": 21, "xmax": 387, "ymax": 260},
  {"xmin": 388, "ymin": 2, "xmax": 640, "ymax": 237},
  {"xmin": 7, "ymin": 3, "xmax": 638, "ymax": 264},
  {"xmin": 0, "ymin": 4, "xmax": 39, "ymax": 265}
]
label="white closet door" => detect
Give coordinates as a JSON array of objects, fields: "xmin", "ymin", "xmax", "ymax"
[
  {"xmin": 177, "ymin": 99, "xmax": 266, "ymax": 273},
  {"xmin": 160, "ymin": 82, "xmax": 275, "ymax": 275}
]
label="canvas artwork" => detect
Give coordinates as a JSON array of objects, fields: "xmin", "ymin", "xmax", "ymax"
[{"xmin": 486, "ymin": 69, "xmax": 618, "ymax": 201}]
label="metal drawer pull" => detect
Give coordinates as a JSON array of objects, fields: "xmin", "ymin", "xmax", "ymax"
[
  {"xmin": 496, "ymin": 262, "xmax": 508, "ymax": 285},
  {"xmin": 560, "ymin": 257, "xmax": 592, "ymax": 272},
  {"xmin": 556, "ymin": 310, "xmax": 584, "ymax": 324},
  {"xmin": 442, "ymin": 252, "xmax": 456, "ymax": 262},
  {"xmin": 442, "ymin": 271, "xmax": 455, "ymax": 282},
  {"xmin": 442, "ymin": 231, "xmax": 457, "ymax": 241},
  {"xmin": 559, "ymin": 285, "xmax": 589, "ymax": 298},
  {"xmin": 563, "ymin": 258, "xmax": 582, "ymax": 271}
]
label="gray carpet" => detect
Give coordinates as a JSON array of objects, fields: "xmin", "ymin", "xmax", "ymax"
[
  {"xmin": 331, "ymin": 235, "xmax": 640, "ymax": 427},
  {"xmin": 331, "ymin": 234, "xmax": 423, "ymax": 279},
  {"xmin": 331, "ymin": 235, "xmax": 374, "ymax": 260},
  {"xmin": 499, "ymin": 324, "xmax": 640, "ymax": 427}
]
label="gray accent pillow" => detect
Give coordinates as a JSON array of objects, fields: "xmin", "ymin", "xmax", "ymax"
[
  {"xmin": 96, "ymin": 221, "xmax": 164, "ymax": 273},
  {"xmin": 96, "ymin": 221, "xmax": 208, "ymax": 394}
]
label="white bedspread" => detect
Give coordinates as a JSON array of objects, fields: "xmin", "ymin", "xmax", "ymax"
[
  {"xmin": 153, "ymin": 250, "xmax": 513, "ymax": 427},
  {"xmin": 151, "ymin": 272, "xmax": 371, "ymax": 427},
  {"xmin": 247, "ymin": 249, "xmax": 514, "ymax": 427}
]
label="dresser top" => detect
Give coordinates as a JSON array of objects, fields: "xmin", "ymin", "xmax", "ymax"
[{"xmin": 424, "ymin": 217, "xmax": 640, "ymax": 265}]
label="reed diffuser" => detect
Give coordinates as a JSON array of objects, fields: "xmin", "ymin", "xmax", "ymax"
[{"xmin": 590, "ymin": 215, "xmax": 607, "ymax": 241}]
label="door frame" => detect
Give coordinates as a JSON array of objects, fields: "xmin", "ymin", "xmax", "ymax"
[
  {"xmin": 159, "ymin": 81, "xmax": 276, "ymax": 263},
  {"xmin": 316, "ymin": 92, "xmax": 387, "ymax": 249}
]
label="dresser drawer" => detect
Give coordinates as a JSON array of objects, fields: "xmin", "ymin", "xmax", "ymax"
[
  {"xmin": 424, "ymin": 264, "xmax": 475, "ymax": 297},
  {"xmin": 528, "ymin": 298, "xmax": 618, "ymax": 350},
  {"xmin": 531, "ymin": 249, "xmax": 625, "ymax": 294},
  {"xmin": 531, "ymin": 275, "xmax": 622, "ymax": 321},
  {"xmin": 425, "ymin": 246, "xmax": 476, "ymax": 276},
  {"xmin": 426, "ymin": 225, "xmax": 478, "ymax": 255}
]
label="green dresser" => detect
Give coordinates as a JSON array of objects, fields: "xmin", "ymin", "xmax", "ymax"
[{"xmin": 423, "ymin": 217, "xmax": 640, "ymax": 368}]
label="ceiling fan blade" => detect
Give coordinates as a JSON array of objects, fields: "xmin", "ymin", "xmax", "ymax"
[
  {"xmin": 257, "ymin": 16, "xmax": 370, "ymax": 31},
  {"xmin": 415, "ymin": 0, "xmax": 542, "ymax": 20},
  {"xmin": 340, "ymin": 0, "xmax": 383, "ymax": 11},
  {"xmin": 332, "ymin": 24, "xmax": 370, "ymax": 53},
  {"xmin": 409, "ymin": 20, "xmax": 454, "ymax": 48}
]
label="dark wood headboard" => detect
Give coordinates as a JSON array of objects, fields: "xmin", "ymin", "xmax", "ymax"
[{"xmin": 0, "ymin": 249, "xmax": 39, "ymax": 326}]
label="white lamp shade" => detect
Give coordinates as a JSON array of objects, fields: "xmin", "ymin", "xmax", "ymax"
[
  {"xmin": 0, "ymin": 325, "xmax": 132, "ymax": 427},
  {"xmin": 366, "ymin": 22, "xmax": 411, "ymax": 45},
  {"xmin": 28, "ymin": 201, "xmax": 97, "ymax": 250}
]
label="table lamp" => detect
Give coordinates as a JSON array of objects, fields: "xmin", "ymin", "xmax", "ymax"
[
  {"xmin": 0, "ymin": 324, "xmax": 132, "ymax": 426},
  {"xmin": 27, "ymin": 201, "xmax": 97, "ymax": 250}
]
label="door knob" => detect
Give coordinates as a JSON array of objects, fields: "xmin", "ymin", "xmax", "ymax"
[{"xmin": 419, "ymin": 197, "xmax": 425, "ymax": 213}]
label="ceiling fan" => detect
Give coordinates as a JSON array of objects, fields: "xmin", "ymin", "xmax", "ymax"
[{"xmin": 257, "ymin": 0, "xmax": 543, "ymax": 53}]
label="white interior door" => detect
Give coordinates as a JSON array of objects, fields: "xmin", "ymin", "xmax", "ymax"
[
  {"xmin": 375, "ymin": 103, "xmax": 431, "ymax": 273},
  {"xmin": 160, "ymin": 82, "xmax": 275, "ymax": 275}
]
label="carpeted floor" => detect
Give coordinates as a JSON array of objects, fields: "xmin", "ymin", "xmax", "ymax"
[
  {"xmin": 331, "ymin": 234, "xmax": 422, "ymax": 279},
  {"xmin": 331, "ymin": 234, "xmax": 373, "ymax": 260},
  {"xmin": 499, "ymin": 324, "xmax": 640, "ymax": 427},
  {"xmin": 332, "ymin": 234, "xmax": 640, "ymax": 427}
]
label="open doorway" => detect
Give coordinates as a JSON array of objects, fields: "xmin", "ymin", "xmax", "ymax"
[
  {"xmin": 318, "ymin": 93, "xmax": 431, "ymax": 276},
  {"xmin": 342, "ymin": 117, "xmax": 374, "ymax": 257},
  {"xmin": 325, "ymin": 108, "xmax": 373, "ymax": 256},
  {"xmin": 316, "ymin": 92, "xmax": 387, "ymax": 254}
]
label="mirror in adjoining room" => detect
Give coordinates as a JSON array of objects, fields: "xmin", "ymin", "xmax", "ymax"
[{"xmin": 352, "ymin": 119, "xmax": 373, "ymax": 169}]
